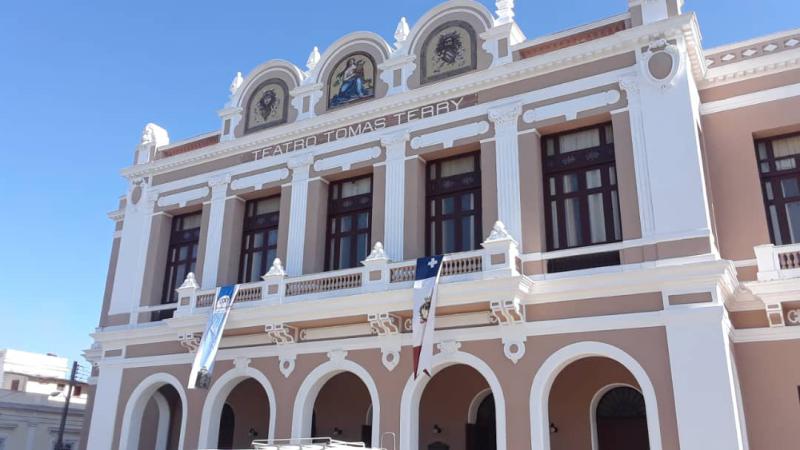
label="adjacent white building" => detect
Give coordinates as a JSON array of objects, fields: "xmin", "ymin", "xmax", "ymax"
[{"xmin": 0, "ymin": 349, "xmax": 87, "ymax": 450}]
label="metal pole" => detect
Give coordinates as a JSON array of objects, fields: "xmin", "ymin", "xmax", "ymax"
[{"xmin": 55, "ymin": 361, "xmax": 78, "ymax": 450}]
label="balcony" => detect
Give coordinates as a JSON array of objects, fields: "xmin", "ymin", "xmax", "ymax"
[
  {"xmin": 149, "ymin": 222, "xmax": 521, "ymax": 321},
  {"xmin": 754, "ymin": 243, "xmax": 800, "ymax": 281}
]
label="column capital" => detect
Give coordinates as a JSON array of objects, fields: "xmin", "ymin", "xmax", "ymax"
[
  {"xmin": 488, "ymin": 102, "xmax": 522, "ymax": 128},
  {"xmin": 380, "ymin": 130, "xmax": 411, "ymax": 148},
  {"xmin": 619, "ymin": 76, "xmax": 641, "ymax": 96}
]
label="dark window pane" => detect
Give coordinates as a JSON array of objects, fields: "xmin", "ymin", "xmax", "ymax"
[
  {"xmin": 442, "ymin": 197, "xmax": 455, "ymax": 215},
  {"xmin": 461, "ymin": 193, "xmax": 475, "ymax": 211},
  {"xmin": 340, "ymin": 216, "xmax": 352, "ymax": 232},
  {"xmin": 357, "ymin": 212, "xmax": 369, "ymax": 230},
  {"xmin": 356, "ymin": 233, "xmax": 369, "ymax": 263},
  {"xmin": 782, "ymin": 178, "xmax": 800, "ymax": 198},
  {"xmin": 786, "ymin": 202, "xmax": 800, "ymax": 243},
  {"xmin": 443, "ymin": 219, "xmax": 456, "ymax": 253},
  {"xmin": 338, "ymin": 236, "xmax": 352, "ymax": 268},
  {"xmin": 461, "ymin": 216, "xmax": 475, "ymax": 251}
]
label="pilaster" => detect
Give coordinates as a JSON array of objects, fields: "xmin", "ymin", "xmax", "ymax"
[
  {"xmin": 85, "ymin": 364, "xmax": 123, "ymax": 450},
  {"xmin": 286, "ymin": 155, "xmax": 314, "ymax": 276},
  {"xmin": 381, "ymin": 131, "xmax": 410, "ymax": 261},
  {"xmin": 488, "ymin": 102, "xmax": 523, "ymax": 246},
  {"xmin": 201, "ymin": 175, "xmax": 231, "ymax": 289},
  {"xmin": 664, "ymin": 306, "xmax": 746, "ymax": 450},
  {"xmin": 110, "ymin": 182, "xmax": 157, "ymax": 323}
]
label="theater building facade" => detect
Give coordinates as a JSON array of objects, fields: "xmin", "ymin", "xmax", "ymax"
[{"xmin": 81, "ymin": 1, "xmax": 800, "ymax": 449}]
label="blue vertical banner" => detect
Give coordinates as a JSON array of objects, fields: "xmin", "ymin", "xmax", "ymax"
[{"xmin": 188, "ymin": 285, "xmax": 239, "ymax": 389}]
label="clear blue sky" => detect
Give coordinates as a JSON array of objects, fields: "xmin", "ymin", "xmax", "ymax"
[{"xmin": 0, "ymin": 1, "xmax": 796, "ymax": 365}]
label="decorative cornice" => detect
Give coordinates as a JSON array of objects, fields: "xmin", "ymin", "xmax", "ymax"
[{"xmin": 119, "ymin": 15, "xmax": 701, "ymax": 181}]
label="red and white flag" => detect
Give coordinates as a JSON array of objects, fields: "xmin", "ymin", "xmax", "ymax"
[{"xmin": 412, "ymin": 255, "xmax": 444, "ymax": 379}]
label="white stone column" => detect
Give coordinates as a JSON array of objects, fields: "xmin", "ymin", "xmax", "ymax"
[
  {"xmin": 619, "ymin": 77, "xmax": 656, "ymax": 239},
  {"xmin": 200, "ymin": 175, "xmax": 231, "ymax": 289},
  {"xmin": 488, "ymin": 102, "xmax": 523, "ymax": 246},
  {"xmin": 665, "ymin": 306, "xmax": 746, "ymax": 450},
  {"xmin": 111, "ymin": 183, "xmax": 157, "ymax": 324},
  {"xmin": 86, "ymin": 364, "xmax": 124, "ymax": 450},
  {"xmin": 286, "ymin": 155, "xmax": 314, "ymax": 276},
  {"xmin": 381, "ymin": 131, "xmax": 410, "ymax": 261}
]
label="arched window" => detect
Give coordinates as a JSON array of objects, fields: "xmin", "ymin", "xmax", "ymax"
[
  {"xmin": 420, "ymin": 21, "xmax": 477, "ymax": 84},
  {"xmin": 244, "ymin": 78, "xmax": 289, "ymax": 134}
]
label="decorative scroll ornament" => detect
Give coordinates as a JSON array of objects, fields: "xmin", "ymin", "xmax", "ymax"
[
  {"xmin": 368, "ymin": 312, "xmax": 400, "ymax": 336},
  {"xmin": 178, "ymin": 332, "xmax": 202, "ymax": 353},
  {"xmin": 279, "ymin": 354, "xmax": 296, "ymax": 378},
  {"xmin": 488, "ymin": 102, "xmax": 522, "ymax": 128},
  {"xmin": 381, "ymin": 350, "xmax": 400, "ymax": 371},
  {"xmin": 639, "ymin": 38, "xmax": 683, "ymax": 90},
  {"xmin": 233, "ymin": 357, "xmax": 251, "ymax": 371},
  {"xmin": 490, "ymin": 298, "xmax": 527, "ymax": 364},
  {"xmin": 327, "ymin": 349, "xmax": 348, "ymax": 362},
  {"xmin": 265, "ymin": 323, "xmax": 298, "ymax": 345}
]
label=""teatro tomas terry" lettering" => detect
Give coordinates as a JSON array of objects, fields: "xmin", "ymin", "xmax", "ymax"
[{"xmin": 251, "ymin": 95, "xmax": 475, "ymax": 161}]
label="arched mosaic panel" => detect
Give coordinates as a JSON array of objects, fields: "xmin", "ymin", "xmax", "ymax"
[
  {"xmin": 327, "ymin": 51, "xmax": 376, "ymax": 109},
  {"xmin": 245, "ymin": 78, "xmax": 289, "ymax": 134},
  {"xmin": 420, "ymin": 20, "xmax": 477, "ymax": 84}
]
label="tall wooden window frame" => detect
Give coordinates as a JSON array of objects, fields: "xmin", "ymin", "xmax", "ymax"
[
  {"xmin": 426, "ymin": 152, "xmax": 483, "ymax": 255},
  {"xmin": 325, "ymin": 175, "xmax": 373, "ymax": 271},
  {"xmin": 239, "ymin": 196, "xmax": 280, "ymax": 283},
  {"xmin": 542, "ymin": 123, "xmax": 622, "ymax": 252},
  {"xmin": 159, "ymin": 212, "xmax": 202, "ymax": 319},
  {"xmin": 756, "ymin": 132, "xmax": 800, "ymax": 246}
]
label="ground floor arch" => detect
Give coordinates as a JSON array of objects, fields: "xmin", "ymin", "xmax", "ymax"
[
  {"xmin": 292, "ymin": 358, "xmax": 381, "ymax": 446},
  {"xmin": 400, "ymin": 350, "xmax": 506, "ymax": 450},
  {"xmin": 197, "ymin": 366, "xmax": 277, "ymax": 449},
  {"xmin": 118, "ymin": 373, "xmax": 187, "ymax": 450},
  {"xmin": 530, "ymin": 342, "xmax": 662, "ymax": 450}
]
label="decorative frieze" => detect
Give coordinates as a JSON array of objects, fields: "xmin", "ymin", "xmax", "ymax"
[
  {"xmin": 156, "ymin": 186, "xmax": 209, "ymax": 208},
  {"xmin": 368, "ymin": 312, "xmax": 400, "ymax": 336}
]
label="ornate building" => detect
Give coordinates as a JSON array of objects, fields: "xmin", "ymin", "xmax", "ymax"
[{"xmin": 82, "ymin": 1, "xmax": 800, "ymax": 449}]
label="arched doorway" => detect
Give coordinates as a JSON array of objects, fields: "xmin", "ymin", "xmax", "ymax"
[
  {"xmin": 214, "ymin": 378, "xmax": 270, "ymax": 449},
  {"xmin": 118, "ymin": 374, "xmax": 187, "ymax": 450},
  {"xmin": 311, "ymin": 372, "xmax": 373, "ymax": 445},
  {"xmin": 595, "ymin": 386, "xmax": 648, "ymax": 450},
  {"xmin": 197, "ymin": 367, "xmax": 277, "ymax": 449},
  {"xmin": 419, "ymin": 364, "xmax": 497, "ymax": 450}
]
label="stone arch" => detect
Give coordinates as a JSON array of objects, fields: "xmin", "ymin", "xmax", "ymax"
[
  {"xmin": 235, "ymin": 59, "xmax": 304, "ymax": 109},
  {"xmin": 118, "ymin": 372, "xmax": 188, "ymax": 450},
  {"xmin": 402, "ymin": 0, "xmax": 493, "ymax": 57},
  {"xmin": 197, "ymin": 366, "xmax": 277, "ymax": 448},
  {"xmin": 291, "ymin": 357, "xmax": 381, "ymax": 446},
  {"xmin": 530, "ymin": 342, "xmax": 663, "ymax": 450},
  {"xmin": 311, "ymin": 31, "xmax": 392, "ymax": 85},
  {"xmin": 399, "ymin": 349, "xmax": 507, "ymax": 450}
]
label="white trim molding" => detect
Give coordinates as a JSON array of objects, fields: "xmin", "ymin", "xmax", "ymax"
[
  {"xmin": 700, "ymin": 82, "xmax": 800, "ymax": 115},
  {"xmin": 118, "ymin": 372, "xmax": 188, "ymax": 450}
]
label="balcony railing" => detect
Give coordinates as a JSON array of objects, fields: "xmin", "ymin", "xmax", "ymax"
[
  {"xmin": 754, "ymin": 243, "xmax": 800, "ymax": 281},
  {"xmin": 166, "ymin": 222, "xmax": 520, "ymax": 319}
]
